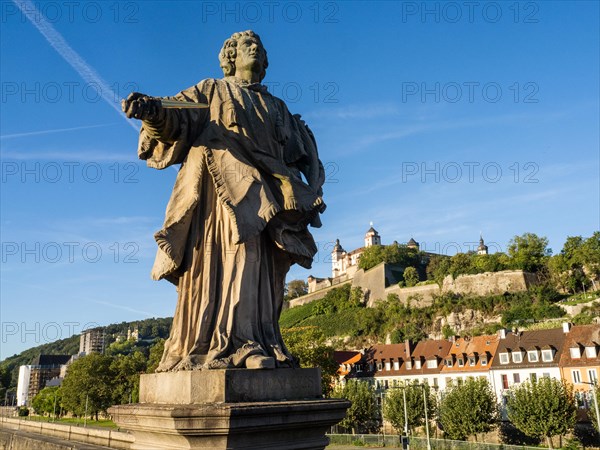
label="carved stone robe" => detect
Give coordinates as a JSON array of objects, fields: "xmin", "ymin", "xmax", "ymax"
[{"xmin": 138, "ymin": 77, "xmax": 325, "ymax": 371}]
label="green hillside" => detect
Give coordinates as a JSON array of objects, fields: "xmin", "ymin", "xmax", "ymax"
[{"xmin": 0, "ymin": 317, "xmax": 172, "ymax": 392}]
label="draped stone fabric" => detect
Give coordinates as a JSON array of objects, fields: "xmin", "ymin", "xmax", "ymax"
[{"xmin": 138, "ymin": 77, "xmax": 325, "ymax": 371}]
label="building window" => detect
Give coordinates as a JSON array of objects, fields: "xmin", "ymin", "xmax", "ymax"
[
  {"xmin": 586, "ymin": 346, "xmax": 597, "ymax": 358},
  {"xmin": 393, "ymin": 361, "xmax": 400, "ymax": 371},
  {"xmin": 385, "ymin": 362, "xmax": 391, "ymax": 371},
  {"xmin": 481, "ymin": 356, "xmax": 488, "ymax": 366},
  {"xmin": 406, "ymin": 361, "xmax": 412, "ymax": 370},
  {"xmin": 468, "ymin": 356, "xmax": 476, "ymax": 366},
  {"xmin": 541, "ymin": 349, "xmax": 553, "ymax": 362},
  {"xmin": 512, "ymin": 352, "xmax": 523, "ymax": 363},
  {"xmin": 433, "ymin": 377, "xmax": 438, "ymax": 387},
  {"xmin": 377, "ymin": 363, "xmax": 383, "ymax": 371},
  {"xmin": 572, "ymin": 370, "xmax": 582, "ymax": 384},
  {"xmin": 542, "ymin": 373, "xmax": 550, "ymax": 378},
  {"xmin": 427, "ymin": 359, "xmax": 437, "ymax": 369},
  {"xmin": 527, "ymin": 351, "xmax": 539, "ymax": 363},
  {"xmin": 530, "ymin": 373, "xmax": 537, "ymax": 382},
  {"xmin": 588, "ymin": 369, "xmax": 598, "ymax": 383},
  {"xmin": 502, "ymin": 374, "xmax": 509, "ymax": 389},
  {"xmin": 570, "ymin": 347, "xmax": 581, "ymax": 359},
  {"xmin": 499, "ymin": 353, "xmax": 509, "ymax": 364},
  {"xmin": 457, "ymin": 358, "xmax": 464, "ymax": 367},
  {"xmin": 513, "ymin": 373, "xmax": 520, "ymax": 384},
  {"xmin": 415, "ymin": 360, "xmax": 422, "ymax": 369},
  {"xmin": 445, "ymin": 358, "xmax": 453, "ymax": 367}
]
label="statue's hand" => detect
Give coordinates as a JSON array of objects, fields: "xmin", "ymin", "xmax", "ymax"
[{"xmin": 121, "ymin": 92, "xmax": 162, "ymax": 121}]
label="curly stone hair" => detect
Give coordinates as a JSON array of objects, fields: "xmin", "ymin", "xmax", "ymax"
[{"xmin": 219, "ymin": 30, "xmax": 269, "ymax": 82}]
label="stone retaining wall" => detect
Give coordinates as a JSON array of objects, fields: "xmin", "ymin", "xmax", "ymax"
[{"xmin": 0, "ymin": 416, "xmax": 133, "ymax": 449}]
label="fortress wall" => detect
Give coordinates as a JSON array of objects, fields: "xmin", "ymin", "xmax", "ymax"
[
  {"xmin": 288, "ymin": 268, "xmax": 538, "ymax": 310},
  {"xmin": 382, "ymin": 284, "xmax": 440, "ymax": 307},
  {"xmin": 287, "ymin": 280, "xmax": 352, "ymax": 308},
  {"xmin": 351, "ymin": 263, "xmax": 388, "ymax": 307},
  {"xmin": 442, "ymin": 270, "xmax": 539, "ymax": 296}
]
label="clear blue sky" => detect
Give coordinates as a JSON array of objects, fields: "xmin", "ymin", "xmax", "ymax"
[{"xmin": 1, "ymin": 1, "xmax": 598, "ymax": 359}]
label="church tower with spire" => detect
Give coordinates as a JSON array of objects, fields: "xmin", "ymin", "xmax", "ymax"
[
  {"xmin": 331, "ymin": 239, "xmax": 346, "ymax": 276},
  {"xmin": 364, "ymin": 223, "xmax": 381, "ymax": 248},
  {"xmin": 477, "ymin": 234, "xmax": 489, "ymax": 255}
]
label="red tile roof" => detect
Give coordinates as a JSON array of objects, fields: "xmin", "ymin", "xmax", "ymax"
[{"xmin": 560, "ymin": 324, "xmax": 600, "ymax": 368}]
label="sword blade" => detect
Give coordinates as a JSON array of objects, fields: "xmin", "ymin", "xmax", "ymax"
[{"xmin": 160, "ymin": 99, "xmax": 209, "ymax": 109}]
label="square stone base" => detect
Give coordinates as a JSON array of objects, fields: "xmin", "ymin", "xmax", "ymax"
[{"xmin": 109, "ymin": 369, "xmax": 349, "ymax": 450}]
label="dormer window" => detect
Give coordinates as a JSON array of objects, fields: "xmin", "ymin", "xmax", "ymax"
[
  {"xmin": 393, "ymin": 361, "xmax": 400, "ymax": 371},
  {"xmin": 445, "ymin": 358, "xmax": 453, "ymax": 367},
  {"xmin": 385, "ymin": 361, "xmax": 391, "ymax": 371},
  {"xmin": 415, "ymin": 360, "xmax": 422, "ymax": 369},
  {"xmin": 427, "ymin": 359, "xmax": 437, "ymax": 369},
  {"xmin": 481, "ymin": 355, "xmax": 488, "ymax": 366},
  {"xmin": 406, "ymin": 360, "xmax": 412, "ymax": 370},
  {"xmin": 457, "ymin": 357, "xmax": 464, "ymax": 367},
  {"xmin": 570, "ymin": 347, "xmax": 581, "ymax": 359},
  {"xmin": 377, "ymin": 362, "xmax": 383, "ymax": 371},
  {"xmin": 542, "ymin": 349, "xmax": 554, "ymax": 362},
  {"xmin": 468, "ymin": 356, "xmax": 476, "ymax": 366},
  {"xmin": 499, "ymin": 353, "xmax": 509, "ymax": 364},
  {"xmin": 512, "ymin": 352, "xmax": 523, "ymax": 363},
  {"xmin": 585, "ymin": 346, "xmax": 597, "ymax": 358},
  {"xmin": 528, "ymin": 351, "xmax": 539, "ymax": 363}
]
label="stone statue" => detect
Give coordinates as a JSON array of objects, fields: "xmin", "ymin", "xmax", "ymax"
[{"xmin": 122, "ymin": 31, "xmax": 325, "ymax": 371}]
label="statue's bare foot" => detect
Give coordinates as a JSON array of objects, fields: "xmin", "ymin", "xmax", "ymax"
[{"xmin": 245, "ymin": 355, "xmax": 275, "ymax": 369}]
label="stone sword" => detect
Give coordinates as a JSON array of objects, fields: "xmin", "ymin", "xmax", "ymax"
[{"xmin": 160, "ymin": 99, "xmax": 209, "ymax": 109}]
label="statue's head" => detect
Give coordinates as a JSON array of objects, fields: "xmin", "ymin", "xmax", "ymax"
[{"xmin": 219, "ymin": 30, "xmax": 269, "ymax": 82}]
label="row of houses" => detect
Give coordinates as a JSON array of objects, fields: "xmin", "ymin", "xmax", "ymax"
[{"xmin": 335, "ymin": 323, "xmax": 600, "ymax": 413}]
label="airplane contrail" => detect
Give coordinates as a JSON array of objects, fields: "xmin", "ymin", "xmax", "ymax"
[
  {"xmin": 12, "ymin": 0, "xmax": 139, "ymax": 132},
  {"xmin": 0, "ymin": 123, "xmax": 115, "ymax": 140}
]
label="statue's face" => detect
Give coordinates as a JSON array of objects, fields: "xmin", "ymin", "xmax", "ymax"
[{"xmin": 234, "ymin": 36, "xmax": 266, "ymax": 78}]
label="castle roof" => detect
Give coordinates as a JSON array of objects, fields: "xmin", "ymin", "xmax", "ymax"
[
  {"xmin": 366, "ymin": 226, "xmax": 379, "ymax": 235},
  {"xmin": 333, "ymin": 238, "xmax": 345, "ymax": 253}
]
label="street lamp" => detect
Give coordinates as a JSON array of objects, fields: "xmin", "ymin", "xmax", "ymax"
[
  {"xmin": 582, "ymin": 381, "xmax": 600, "ymax": 436},
  {"xmin": 421, "ymin": 385, "xmax": 432, "ymax": 450}
]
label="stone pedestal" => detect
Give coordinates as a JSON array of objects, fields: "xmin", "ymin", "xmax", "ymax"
[{"xmin": 109, "ymin": 368, "xmax": 349, "ymax": 450}]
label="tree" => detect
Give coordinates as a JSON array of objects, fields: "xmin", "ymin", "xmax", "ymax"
[
  {"xmin": 358, "ymin": 244, "xmax": 421, "ymax": 272},
  {"xmin": 147, "ymin": 339, "xmax": 165, "ymax": 373},
  {"xmin": 383, "ymin": 381, "xmax": 436, "ymax": 434},
  {"xmin": 331, "ymin": 380, "xmax": 379, "ymax": 434},
  {"xmin": 580, "ymin": 232, "xmax": 600, "ymax": 285},
  {"xmin": 31, "ymin": 386, "xmax": 62, "ymax": 417},
  {"xmin": 110, "ymin": 351, "xmax": 146, "ymax": 404},
  {"xmin": 426, "ymin": 255, "xmax": 451, "ymax": 286},
  {"xmin": 285, "ymin": 280, "xmax": 308, "ymax": 300},
  {"xmin": 439, "ymin": 378, "xmax": 498, "ymax": 441},
  {"xmin": 403, "ymin": 267, "xmax": 419, "ymax": 287},
  {"xmin": 0, "ymin": 365, "xmax": 11, "ymax": 404},
  {"xmin": 282, "ymin": 326, "xmax": 339, "ymax": 396},
  {"xmin": 449, "ymin": 253, "xmax": 475, "ymax": 278},
  {"xmin": 507, "ymin": 233, "xmax": 551, "ymax": 273},
  {"xmin": 61, "ymin": 354, "xmax": 116, "ymax": 420},
  {"xmin": 471, "ymin": 253, "xmax": 509, "ymax": 274},
  {"xmin": 506, "ymin": 377, "xmax": 576, "ymax": 449}
]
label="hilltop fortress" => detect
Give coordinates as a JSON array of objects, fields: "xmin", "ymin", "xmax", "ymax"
[{"xmin": 289, "ymin": 226, "xmax": 538, "ymax": 309}]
